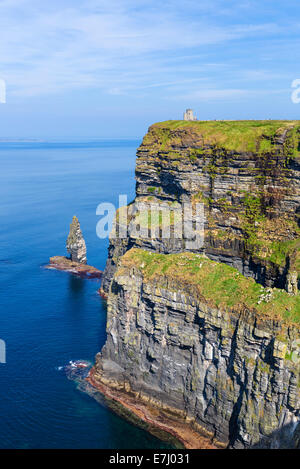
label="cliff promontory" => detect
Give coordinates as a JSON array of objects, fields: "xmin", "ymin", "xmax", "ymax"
[
  {"xmin": 93, "ymin": 120, "xmax": 300, "ymax": 448},
  {"xmin": 102, "ymin": 120, "xmax": 300, "ymax": 293}
]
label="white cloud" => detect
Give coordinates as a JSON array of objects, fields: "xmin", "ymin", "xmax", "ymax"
[
  {"xmin": 173, "ymin": 87, "xmax": 290, "ymax": 102},
  {"xmin": 0, "ymin": 0, "xmax": 296, "ymax": 98}
]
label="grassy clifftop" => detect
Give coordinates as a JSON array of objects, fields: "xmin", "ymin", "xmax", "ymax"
[
  {"xmin": 142, "ymin": 120, "xmax": 300, "ymax": 154},
  {"xmin": 119, "ymin": 248, "xmax": 300, "ymax": 326}
]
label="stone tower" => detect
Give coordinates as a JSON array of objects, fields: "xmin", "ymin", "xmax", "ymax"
[
  {"xmin": 183, "ymin": 109, "xmax": 197, "ymax": 121},
  {"xmin": 66, "ymin": 216, "xmax": 87, "ymax": 264}
]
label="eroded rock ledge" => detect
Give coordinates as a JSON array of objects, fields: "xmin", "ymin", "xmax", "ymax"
[{"xmin": 46, "ymin": 256, "xmax": 102, "ymax": 279}]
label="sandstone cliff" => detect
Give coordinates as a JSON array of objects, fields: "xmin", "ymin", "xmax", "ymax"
[{"xmin": 94, "ymin": 121, "xmax": 300, "ymax": 448}]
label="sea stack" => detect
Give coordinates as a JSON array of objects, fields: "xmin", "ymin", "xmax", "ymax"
[
  {"xmin": 66, "ymin": 216, "xmax": 87, "ymax": 264},
  {"xmin": 47, "ymin": 216, "xmax": 102, "ymax": 277}
]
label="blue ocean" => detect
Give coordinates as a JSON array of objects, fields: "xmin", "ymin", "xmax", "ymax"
[{"xmin": 0, "ymin": 139, "xmax": 171, "ymax": 449}]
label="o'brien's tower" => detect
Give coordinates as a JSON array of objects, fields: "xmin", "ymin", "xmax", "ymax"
[{"xmin": 183, "ymin": 108, "xmax": 197, "ymax": 121}]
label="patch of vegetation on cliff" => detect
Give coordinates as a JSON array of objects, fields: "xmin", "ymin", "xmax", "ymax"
[
  {"xmin": 238, "ymin": 188, "xmax": 300, "ymax": 268},
  {"xmin": 120, "ymin": 248, "xmax": 300, "ymax": 326},
  {"xmin": 241, "ymin": 193, "xmax": 266, "ymax": 249},
  {"xmin": 142, "ymin": 120, "xmax": 300, "ymax": 155}
]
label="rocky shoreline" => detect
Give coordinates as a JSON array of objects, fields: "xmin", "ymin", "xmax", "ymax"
[{"xmin": 87, "ymin": 367, "xmax": 219, "ymax": 450}]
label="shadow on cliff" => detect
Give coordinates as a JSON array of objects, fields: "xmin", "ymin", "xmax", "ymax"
[{"xmin": 248, "ymin": 421, "xmax": 300, "ymax": 449}]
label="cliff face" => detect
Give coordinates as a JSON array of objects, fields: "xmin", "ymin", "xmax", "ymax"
[
  {"xmin": 94, "ymin": 249, "xmax": 300, "ymax": 448},
  {"xmin": 95, "ymin": 121, "xmax": 300, "ymax": 449},
  {"xmin": 102, "ymin": 120, "xmax": 300, "ymax": 293}
]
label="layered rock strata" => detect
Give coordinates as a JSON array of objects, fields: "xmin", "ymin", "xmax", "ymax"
[
  {"xmin": 102, "ymin": 120, "xmax": 300, "ymax": 293},
  {"xmin": 93, "ymin": 249, "xmax": 300, "ymax": 449}
]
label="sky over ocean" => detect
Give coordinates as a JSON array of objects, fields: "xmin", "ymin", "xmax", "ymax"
[{"xmin": 0, "ymin": 0, "xmax": 300, "ymax": 138}]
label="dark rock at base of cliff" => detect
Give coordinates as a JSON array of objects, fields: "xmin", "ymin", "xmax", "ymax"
[{"xmin": 87, "ymin": 365, "xmax": 219, "ymax": 450}]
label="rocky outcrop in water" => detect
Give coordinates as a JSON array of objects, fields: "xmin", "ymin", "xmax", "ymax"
[
  {"xmin": 46, "ymin": 216, "xmax": 102, "ymax": 278},
  {"xmin": 66, "ymin": 216, "xmax": 87, "ymax": 264},
  {"xmin": 46, "ymin": 256, "xmax": 102, "ymax": 278}
]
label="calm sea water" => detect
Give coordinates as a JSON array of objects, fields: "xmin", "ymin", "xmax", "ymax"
[{"xmin": 0, "ymin": 139, "xmax": 171, "ymax": 449}]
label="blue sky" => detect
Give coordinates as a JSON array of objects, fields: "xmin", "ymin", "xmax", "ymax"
[{"xmin": 0, "ymin": 0, "xmax": 300, "ymax": 137}]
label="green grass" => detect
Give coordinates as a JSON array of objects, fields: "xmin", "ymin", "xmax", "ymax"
[
  {"xmin": 268, "ymin": 239, "xmax": 300, "ymax": 266},
  {"xmin": 240, "ymin": 213, "xmax": 300, "ymax": 269},
  {"xmin": 142, "ymin": 120, "xmax": 300, "ymax": 154},
  {"xmin": 119, "ymin": 248, "xmax": 300, "ymax": 326}
]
